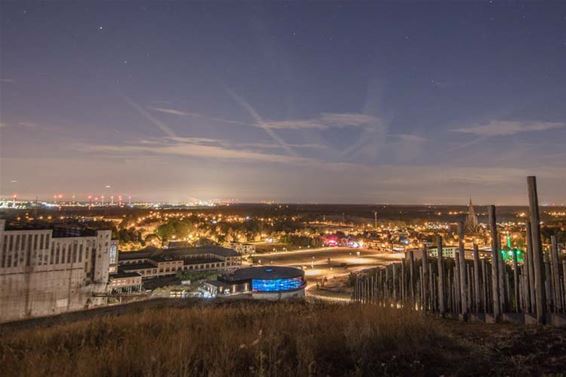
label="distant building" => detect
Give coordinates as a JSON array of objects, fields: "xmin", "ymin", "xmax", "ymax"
[
  {"xmin": 118, "ymin": 245, "xmax": 241, "ymax": 279},
  {"xmin": 227, "ymin": 242, "xmax": 256, "ymax": 255},
  {"xmin": 0, "ymin": 219, "xmax": 115, "ymax": 322},
  {"xmin": 464, "ymin": 198, "xmax": 480, "ymax": 234},
  {"xmin": 407, "ymin": 247, "xmax": 491, "ymax": 261}
]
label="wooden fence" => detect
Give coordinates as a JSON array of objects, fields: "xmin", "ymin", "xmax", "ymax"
[{"xmin": 352, "ymin": 176, "xmax": 566, "ymax": 326}]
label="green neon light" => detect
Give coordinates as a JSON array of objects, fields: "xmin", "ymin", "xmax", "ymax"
[{"xmin": 500, "ymin": 248, "xmax": 524, "ymax": 263}]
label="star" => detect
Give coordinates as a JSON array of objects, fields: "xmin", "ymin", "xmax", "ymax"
[{"xmin": 98, "ymin": 26, "xmax": 103, "ymax": 31}]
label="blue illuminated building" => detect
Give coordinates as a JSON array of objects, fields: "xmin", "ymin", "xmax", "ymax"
[
  {"xmin": 252, "ymin": 276, "xmax": 304, "ymax": 292},
  {"xmin": 214, "ymin": 266, "xmax": 306, "ymax": 298}
]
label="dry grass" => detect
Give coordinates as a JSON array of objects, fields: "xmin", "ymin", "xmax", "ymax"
[{"xmin": 0, "ymin": 301, "xmax": 490, "ymax": 377}]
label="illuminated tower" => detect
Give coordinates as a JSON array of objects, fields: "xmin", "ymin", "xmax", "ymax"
[{"xmin": 464, "ymin": 197, "xmax": 479, "ymax": 233}]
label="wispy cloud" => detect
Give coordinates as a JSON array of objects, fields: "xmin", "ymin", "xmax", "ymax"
[
  {"xmin": 0, "ymin": 121, "xmax": 39, "ymax": 129},
  {"xmin": 225, "ymin": 88, "xmax": 298, "ymax": 157},
  {"xmin": 150, "ymin": 106, "xmax": 248, "ymax": 126},
  {"xmin": 263, "ymin": 113, "xmax": 379, "ymax": 130},
  {"xmin": 452, "ymin": 121, "xmax": 565, "ymax": 137},
  {"xmin": 238, "ymin": 141, "xmax": 327, "ymax": 150},
  {"xmin": 150, "ymin": 107, "xmax": 194, "ymax": 116},
  {"xmin": 121, "ymin": 95, "xmax": 177, "ymax": 138},
  {"xmin": 388, "ymin": 134, "xmax": 427, "ymax": 143},
  {"xmin": 80, "ymin": 136, "xmax": 312, "ymax": 164}
]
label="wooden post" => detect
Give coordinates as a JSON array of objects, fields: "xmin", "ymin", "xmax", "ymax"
[
  {"xmin": 481, "ymin": 258, "xmax": 488, "ymax": 313},
  {"xmin": 466, "ymin": 264, "xmax": 474, "ymax": 312},
  {"xmin": 456, "ymin": 221, "xmax": 468, "ymax": 317},
  {"xmin": 527, "ymin": 176, "xmax": 546, "ymax": 324},
  {"xmin": 449, "ymin": 267, "xmax": 454, "ymax": 312},
  {"xmin": 473, "ymin": 244, "xmax": 481, "ymax": 312},
  {"xmin": 422, "ymin": 245, "xmax": 429, "ymax": 311},
  {"xmin": 550, "ymin": 236, "xmax": 562, "ymax": 311},
  {"xmin": 457, "ymin": 222, "xmax": 468, "ymax": 317},
  {"xmin": 429, "ymin": 265, "xmax": 435, "ymax": 311},
  {"xmin": 437, "ymin": 236, "xmax": 446, "ymax": 315},
  {"xmin": 498, "ymin": 246, "xmax": 506, "ymax": 312},
  {"xmin": 544, "ymin": 256, "xmax": 552, "ymax": 313},
  {"xmin": 392, "ymin": 264, "xmax": 397, "ymax": 304},
  {"xmin": 526, "ymin": 221, "xmax": 535, "ymax": 313},
  {"xmin": 370, "ymin": 271, "xmax": 374, "ymax": 304},
  {"xmin": 401, "ymin": 260, "xmax": 406, "ymax": 305},
  {"xmin": 454, "ymin": 250, "xmax": 461, "ymax": 311},
  {"xmin": 489, "ymin": 205, "xmax": 500, "ymax": 320},
  {"xmin": 512, "ymin": 248, "xmax": 519, "ymax": 312},
  {"xmin": 418, "ymin": 265, "xmax": 424, "ymax": 310},
  {"xmin": 409, "ymin": 250, "xmax": 415, "ymax": 308}
]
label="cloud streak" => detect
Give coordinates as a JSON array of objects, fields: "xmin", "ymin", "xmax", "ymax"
[
  {"xmin": 121, "ymin": 95, "xmax": 177, "ymax": 138},
  {"xmin": 263, "ymin": 113, "xmax": 379, "ymax": 130},
  {"xmin": 150, "ymin": 106, "xmax": 250, "ymax": 127},
  {"xmin": 80, "ymin": 136, "xmax": 312, "ymax": 164},
  {"xmin": 452, "ymin": 121, "xmax": 564, "ymax": 137},
  {"xmin": 150, "ymin": 107, "xmax": 194, "ymax": 116},
  {"xmin": 225, "ymin": 88, "xmax": 298, "ymax": 157}
]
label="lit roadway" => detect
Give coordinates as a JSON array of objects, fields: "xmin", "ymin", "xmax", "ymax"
[{"xmin": 250, "ymin": 247, "xmax": 404, "ymax": 302}]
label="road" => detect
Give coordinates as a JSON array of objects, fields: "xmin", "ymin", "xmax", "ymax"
[
  {"xmin": 251, "ymin": 247, "xmax": 402, "ymax": 272},
  {"xmin": 250, "ymin": 247, "xmax": 404, "ymax": 301}
]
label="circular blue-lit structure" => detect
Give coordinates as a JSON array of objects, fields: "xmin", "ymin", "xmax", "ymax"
[{"xmin": 219, "ymin": 266, "xmax": 306, "ymax": 299}]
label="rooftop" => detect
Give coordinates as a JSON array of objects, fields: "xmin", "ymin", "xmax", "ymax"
[
  {"xmin": 2, "ymin": 221, "xmax": 112, "ymax": 238},
  {"xmin": 220, "ymin": 266, "xmax": 304, "ymax": 283},
  {"xmin": 119, "ymin": 245, "xmax": 239, "ymax": 262},
  {"xmin": 184, "ymin": 257, "xmax": 221, "ymax": 265},
  {"xmin": 111, "ymin": 271, "xmax": 142, "ymax": 279},
  {"xmin": 121, "ymin": 262, "xmax": 156, "ymax": 271}
]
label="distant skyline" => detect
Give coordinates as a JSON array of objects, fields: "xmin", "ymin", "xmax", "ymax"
[{"xmin": 1, "ymin": 2, "xmax": 566, "ymax": 204}]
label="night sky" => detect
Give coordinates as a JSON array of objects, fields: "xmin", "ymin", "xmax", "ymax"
[{"xmin": 1, "ymin": 2, "xmax": 565, "ymax": 204}]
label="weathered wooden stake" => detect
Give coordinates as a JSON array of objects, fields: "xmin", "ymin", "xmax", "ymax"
[
  {"xmin": 550, "ymin": 236, "xmax": 562, "ymax": 311},
  {"xmin": 527, "ymin": 176, "xmax": 546, "ymax": 324},
  {"xmin": 498, "ymin": 245, "xmax": 505, "ymax": 312},
  {"xmin": 481, "ymin": 258, "xmax": 488, "ymax": 313},
  {"xmin": 457, "ymin": 222, "xmax": 468, "ymax": 317},
  {"xmin": 437, "ymin": 236, "xmax": 446, "ymax": 315},
  {"xmin": 526, "ymin": 220, "xmax": 535, "ymax": 313},
  {"xmin": 401, "ymin": 260, "xmax": 406, "ymax": 305},
  {"xmin": 489, "ymin": 205, "xmax": 500, "ymax": 320},
  {"xmin": 391, "ymin": 264, "xmax": 397, "ymax": 307},
  {"xmin": 544, "ymin": 256, "xmax": 552, "ymax": 313},
  {"xmin": 422, "ymin": 244, "xmax": 429, "ymax": 310},
  {"xmin": 512, "ymin": 248, "xmax": 519, "ymax": 312},
  {"xmin": 409, "ymin": 250, "xmax": 415, "ymax": 307},
  {"xmin": 473, "ymin": 244, "xmax": 481, "ymax": 312}
]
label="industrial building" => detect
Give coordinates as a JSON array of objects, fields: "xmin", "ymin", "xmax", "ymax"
[
  {"xmin": 118, "ymin": 245, "xmax": 241, "ymax": 278},
  {"xmin": 108, "ymin": 272, "xmax": 143, "ymax": 294},
  {"xmin": 201, "ymin": 266, "xmax": 306, "ymax": 300},
  {"xmin": 0, "ymin": 219, "xmax": 116, "ymax": 322}
]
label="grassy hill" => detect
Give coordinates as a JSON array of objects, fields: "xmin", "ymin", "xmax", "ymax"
[{"xmin": 1, "ymin": 301, "xmax": 565, "ymax": 377}]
